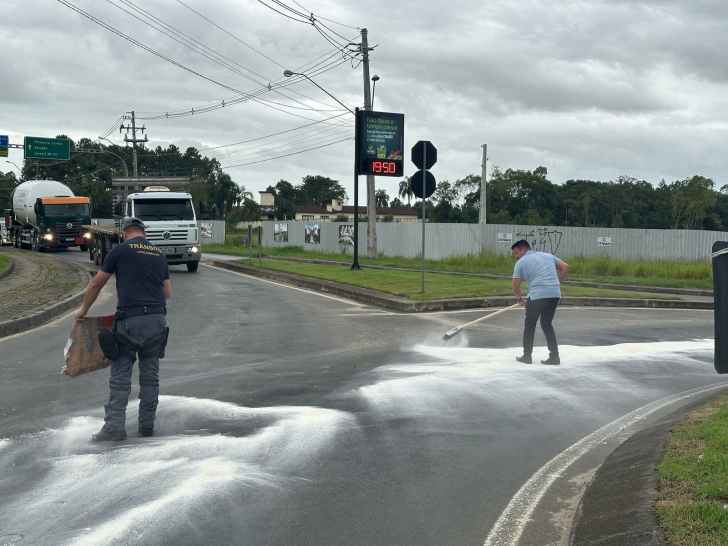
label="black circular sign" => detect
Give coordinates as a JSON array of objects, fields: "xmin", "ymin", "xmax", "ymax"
[{"xmin": 411, "ymin": 170, "xmax": 436, "ymax": 199}]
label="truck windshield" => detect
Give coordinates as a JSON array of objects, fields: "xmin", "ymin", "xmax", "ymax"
[
  {"xmin": 45, "ymin": 204, "xmax": 90, "ymax": 217},
  {"xmin": 134, "ymin": 199, "xmax": 195, "ymax": 221}
]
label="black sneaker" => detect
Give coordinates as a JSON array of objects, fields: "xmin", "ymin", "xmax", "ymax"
[
  {"xmin": 540, "ymin": 356, "xmax": 561, "ymax": 365},
  {"xmin": 138, "ymin": 426, "xmax": 154, "ymax": 437},
  {"xmin": 516, "ymin": 354, "xmax": 532, "ymax": 364},
  {"xmin": 92, "ymin": 425, "xmax": 127, "ymax": 442}
]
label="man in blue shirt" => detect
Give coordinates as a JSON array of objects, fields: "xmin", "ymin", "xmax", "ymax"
[
  {"xmin": 75, "ymin": 217, "xmax": 171, "ymax": 441},
  {"xmin": 511, "ymin": 239, "xmax": 570, "ymax": 365}
]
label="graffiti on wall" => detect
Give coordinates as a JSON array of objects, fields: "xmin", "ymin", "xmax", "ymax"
[{"xmin": 514, "ymin": 228, "xmax": 563, "ymax": 255}]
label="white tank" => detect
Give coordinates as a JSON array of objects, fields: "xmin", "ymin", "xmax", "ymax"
[{"xmin": 11, "ymin": 180, "xmax": 74, "ymax": 227}]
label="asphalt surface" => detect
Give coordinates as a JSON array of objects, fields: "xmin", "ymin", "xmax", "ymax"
[{"xmin": 0, "ymin": 248, "xmax": 725, "ymax": 546}]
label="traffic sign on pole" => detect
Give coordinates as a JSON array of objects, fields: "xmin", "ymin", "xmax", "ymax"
[
  {"xmin": 411, "ymin": 140, "xmax": 437, "ymax": 170},
  {"xmin": 24, "ymin": 136, "xmax": 71, "ymax": 160},
  {"xmin": 0, "ymin": 135, "xmax": 8, "ymax": 157},
  {"xmin": 411, "ymin": 169, "xmax": 436, "ymax": 199}
]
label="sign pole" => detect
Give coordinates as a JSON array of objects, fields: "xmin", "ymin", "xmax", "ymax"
[
  {"xmin": 352, "ymin": 107, "xmax": 361, "ymax": 270},
  {"xmin": 421, "ymin": 142, "xmax": 427, "ymax": 294}
]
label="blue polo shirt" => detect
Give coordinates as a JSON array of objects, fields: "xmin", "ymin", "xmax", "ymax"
[{"xmin": 513, "ymin": 250, "xmax": 561, "ymax": 300}]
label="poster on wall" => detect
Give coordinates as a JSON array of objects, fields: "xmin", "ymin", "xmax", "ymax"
[
  {"xmin": 597, "ymin": 237, "xmax": 612, "ymax": 247},
  {"xmin": 274, "ymin": 223, "xmax": 288, "ymax": 242},
  {"xmin": 200, "ymin": 222, "xmax": 213, "ymax": 238},
  {"xmin": 339, "ymin": 225, "xmax": 354, "ymax": 245},
  {"xmin": 305, "ymin": 223, "xmax": 320, "ymax": 244},
  {"xmin": 497, "ymin": 232, "xmax": 513, "ymax": 243}
]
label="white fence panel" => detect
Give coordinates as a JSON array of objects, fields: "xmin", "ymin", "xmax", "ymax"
[{"xmin": 260, "ymin": 221, "xmax": 727, "ymax": 261}]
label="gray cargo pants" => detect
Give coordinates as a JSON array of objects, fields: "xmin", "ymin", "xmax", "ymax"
[{"xmin": 105, "ymin": 314, "xmax": 167, "ymax": 431}]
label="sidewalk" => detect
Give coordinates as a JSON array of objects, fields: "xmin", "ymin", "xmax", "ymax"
[{"xmin": 0, "ymin": 247, "xmax": 91, "ymax": 338}]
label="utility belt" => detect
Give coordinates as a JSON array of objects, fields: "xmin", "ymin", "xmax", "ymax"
[
  {"xmin": 98, "ymin": 311, "xmax": 169, "ymax": 362},
  {"xmin": 114, "ymin": 305, "xmax": 166, "ymax": 320}
]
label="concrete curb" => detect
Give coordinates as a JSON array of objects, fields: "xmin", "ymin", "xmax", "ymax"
[
  {"xmin": 0, "ymin": 267, "xmax": 92, "ymax": 339},
  {"xmin": 258, "ymin": 255, "xmax": 714, "ymax": 297},
  {"xmin": 209, "ymin": 261, "xmax": 714, "ymax": 312},
  {"xmin": 0, "ymin": 255, "xmax": 16, "ymax": 281},
  {"xmin": 570, "ymin": 387, "xmax": 728, "ymax": 545}
]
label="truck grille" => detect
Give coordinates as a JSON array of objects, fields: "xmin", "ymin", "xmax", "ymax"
[
  {"xmin": 56, "ymin": 221, "xmax": 83, "ymax": 238},
  {"xmin": 146, "ymin": 229, "xmax": 189, "ymax": 242}
]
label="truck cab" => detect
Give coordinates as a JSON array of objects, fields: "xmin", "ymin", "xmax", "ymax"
[{"xmin": 122, "ymin": 188, "xmax": 202, "ymax": 272}]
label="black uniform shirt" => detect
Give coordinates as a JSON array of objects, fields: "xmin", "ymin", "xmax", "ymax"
[{"xmin": 100, "ymin": 236, "xmax": 169, "ymax": 308}]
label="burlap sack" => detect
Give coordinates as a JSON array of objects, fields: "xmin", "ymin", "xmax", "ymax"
[{"xmin": 62, "ymin": 315, "xmax": 115, "ymax": 377}]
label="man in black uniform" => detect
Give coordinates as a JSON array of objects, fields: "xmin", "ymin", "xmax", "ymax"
[{"xmin": 75, "ymin": 217, "xmax": 171, "ymax": 441}]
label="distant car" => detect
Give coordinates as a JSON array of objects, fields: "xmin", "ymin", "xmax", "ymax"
[{"xmin": 1, "ymin": 227, "xmax": 11, "ymax": 246}]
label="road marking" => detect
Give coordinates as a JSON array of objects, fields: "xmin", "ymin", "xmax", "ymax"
[
  {"xmin": 483, "ymin": 382, "xmax": 728, "ymax": 546},
  {"xmin": 204, "ymin": 264, "xmax": 368, "ymax": 308}
]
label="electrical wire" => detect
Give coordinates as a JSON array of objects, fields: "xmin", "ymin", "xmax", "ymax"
[{"xmin": 221, "ymin": 136, "xmax": 352, "ymax": 168}]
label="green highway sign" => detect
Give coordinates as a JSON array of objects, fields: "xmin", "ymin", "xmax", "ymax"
[
  {"xmin": 24, "ymin": 136, "xmax": 71, "ymax": 160},
  {"xmin": 0, "ymin": 135, "xmax": 7, "ymax": 157}
]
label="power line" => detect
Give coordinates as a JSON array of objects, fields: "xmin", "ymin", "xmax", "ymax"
[{"xmin": 221, "ymin": 136, "xmax": 352, "ymax": 168}]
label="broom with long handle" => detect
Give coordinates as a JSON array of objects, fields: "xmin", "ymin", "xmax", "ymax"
[{"xmin": 442, "ymin": 303, "xmax": 521, "ymax": 340}]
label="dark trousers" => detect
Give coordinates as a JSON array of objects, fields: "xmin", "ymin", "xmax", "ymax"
[
  {"xmin": 105, "ymin": 315, "xmax": 166, "ymax": 431},
  {"xmin": 522, "ymin": 297, "xmax": 560, "ymax": 357}
]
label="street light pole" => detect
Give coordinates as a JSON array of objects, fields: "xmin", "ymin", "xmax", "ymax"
[
  {"xmin": 360, "ymin": 28, "xmax": 377, "ymax": 260},
  {"xmin": 283, "ymin": 70, "xmax": 362, "ymax": 269}
]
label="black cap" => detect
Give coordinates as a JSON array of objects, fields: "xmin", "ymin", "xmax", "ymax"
[{"xmin": 121, "ymin": 217, "xmax": 146, "ymax": 231}]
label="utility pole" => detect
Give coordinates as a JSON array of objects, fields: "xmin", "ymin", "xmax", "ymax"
[
  {"xmin": 120, "ymin": 111, "xmax": 148, "ymax": 177},
  {"xmin": 360, "ymin": 28, "xmax": 377, "ymax": 259},
  {"xmin": 479, "ymin": 144, "xmax": 487, "ymax": 224}
]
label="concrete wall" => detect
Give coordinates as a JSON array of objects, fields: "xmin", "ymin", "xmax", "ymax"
[{"xmin": 260, "ymin": 221, "xmax": 726, "ymax": 261}]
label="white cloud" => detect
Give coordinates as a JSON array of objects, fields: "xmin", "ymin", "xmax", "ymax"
[{"xmin": 2, "ymin": 0, "xmax": 727, "ymax": 198}]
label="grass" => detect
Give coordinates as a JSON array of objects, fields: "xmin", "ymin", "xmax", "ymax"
[
  {"xmin": 234, "ymin": 259, "xmax": 677, "ymax": 301},
  {"xmin": 0, "ymin": 254, "xmax": 8, "ymax": 274},
  {"xmin": 656, "ymin": 394, "xmax": 728, "ymax": 545},
  {"xmin": 203, "ymin": 243, "xmax": 714, "ymax": 290}
]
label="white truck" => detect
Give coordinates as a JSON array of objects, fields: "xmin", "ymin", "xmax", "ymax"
[{"xmin": 85, "ymin": 187, "xmax": 206, "ymax": 272}]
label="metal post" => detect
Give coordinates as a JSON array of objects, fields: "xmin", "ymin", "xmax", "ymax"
[
  {"xmin": 361, "ymin": 28, "xmax": 377, "ymax": 259},
  {"xmin": 248, "ymin": 224, "xmax": 252, "ymax": 262},
  {"xmin": 258, "ymin": 226, "xmax": 262, "ymax": 267},
  {"xmin": 131, "ymin": 111, "xmax": 138, "ymax": 177},
  {"xmin": 421, "ymin": 142, "xmax": 427, "ymax": 294},
  {"xmin": 352, "ymin": 107, "xmax": 361, "ymax": 270},
  {"xmin": 480, "ymin": 144, "xmax": 487, "ymax": 224}
]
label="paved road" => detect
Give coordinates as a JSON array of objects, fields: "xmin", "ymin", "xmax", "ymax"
[{"xmin": 0, "ymin": 250, "xmax": 725, "ymax": 546}]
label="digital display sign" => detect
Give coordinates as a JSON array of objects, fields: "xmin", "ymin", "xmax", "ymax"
[{"xmin": 358, "ymin": 110, "xmax": 404, "ymax": 177}]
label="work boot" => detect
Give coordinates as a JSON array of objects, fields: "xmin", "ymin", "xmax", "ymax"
[
  {"xmin": 138, "ymin": 426, "xmax": 154, "ymax": 437},
  {"xmin": 540, "ymin": 356, "xmax": 561, "ymax": 365},
  {"xmin": 516, "ymin": 354, "xmax": 532, "ymax": 364},
  {"xmin": 92, "ymin": 425, "xmax": 127, "ymax": 442}
]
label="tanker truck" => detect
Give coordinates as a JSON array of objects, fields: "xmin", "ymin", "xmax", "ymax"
[
  {"xmin": 7, "ymin": 180, "xmax": 92, "ymax": 252},
  {"xmin": 85, "ymin": 186, "xmax": 206, "ymax": 272}
]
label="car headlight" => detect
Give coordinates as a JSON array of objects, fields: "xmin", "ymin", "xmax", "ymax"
[
  {"xmin": 84, "ymin": 232, "xmax": 91, "ymax": 238},
  {"xmin": 44, "ymin": 234, "xmax": 54, "ymax": 241},
  {"xmin": 186, "ymin": 246, "xmax": 199, "ymax": 253}
]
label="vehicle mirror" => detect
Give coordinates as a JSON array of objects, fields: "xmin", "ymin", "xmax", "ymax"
[
  {"xmin": 34, "ymin": 202, "xmax": 41, "ymax": 215},
  {"xmin": 113, "ymin": 203, "xmax": 122, "ymax": 216},
  {"xmin": 199, "ymin": 201, "xmax": 208, "ymax": 214}
]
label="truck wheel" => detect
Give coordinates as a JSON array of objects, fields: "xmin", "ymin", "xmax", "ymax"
[
  {"xmin": 88, "ymin": 245, "xmax": 95, "ymax": 262},
  {"xmin": 186, "ymin": 261, "xmax": 199, "ymax": 272},
  {"xmin": 79, "ymin": 244, "xmax": 88, "ymax": 252},
  {"xmin": 13, "ymin": 232, "xmax": 20, "ymax": 248},
  {"xmin": 93, "ymin": 240, "xmax": 101, "ymax": 266},
  {"xmin": 32, "ymin": 233, "xmax": 44, "ymax": 252}
]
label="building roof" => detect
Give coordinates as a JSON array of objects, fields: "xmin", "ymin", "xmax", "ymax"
[{"xmin": 291, "ymin": 205, "xmax": 417, "ymax": 216}]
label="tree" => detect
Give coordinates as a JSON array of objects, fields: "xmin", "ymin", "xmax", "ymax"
[
  {"xmin": 375, "ymin": 188, "xmax": 389, "ymax": 207},
  {"xmin": 398, "ymin": 176, "xmax": 414, "ymax": 205},
  {"xmin": 239, "ymin": 197, "xmax": 262, "ymax": 222},
  {"xmin": 0, "ymin": 171, "xmax": 20, "ymax": 210},
  {"xmin": 671, "ymin": 175, "xmax": 717, "ymax": 229},
  {"xmin": 212, "ymin": 173, "xmax": 238, "ymax": 218},
  {"xmin": 390, "ymin": 197, "xmax": 405, "ymax": 208},
  {"xmin": 300, "ymin": 175, "xmax": 346, "ymax": 207}
]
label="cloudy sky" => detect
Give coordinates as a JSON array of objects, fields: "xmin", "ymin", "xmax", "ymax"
[{"xmin": 3, "ymin": 0, "xmax": 727, "ymax": 203}]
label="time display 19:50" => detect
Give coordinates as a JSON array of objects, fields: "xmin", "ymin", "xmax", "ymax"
[{"xmin": 369, "ymin": 161, "xmax": 398, "ymax": 174}]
